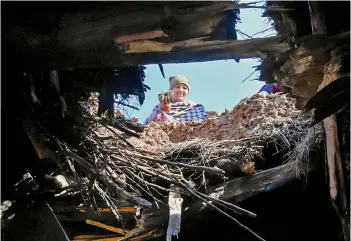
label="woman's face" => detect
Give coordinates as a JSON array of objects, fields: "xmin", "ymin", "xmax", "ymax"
[{"xmin": 170, "ymin": 84, "xmax": 189, "ymax": 102}]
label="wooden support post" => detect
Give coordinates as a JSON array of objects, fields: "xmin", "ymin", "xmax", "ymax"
[
  {"xmin": 308, "ymin": 1, "xmax": 326, "ymax": 35},
  {"xmin": 324, "ymin": 116, "xmax": 350, "ymax": 241},
  {"xmin": 97, "ymin": 70, "xmax": 115, "ymax": 122},
  {"xmin": 308, "ymin": 2, "xmax": 350, "ymax": 240}
]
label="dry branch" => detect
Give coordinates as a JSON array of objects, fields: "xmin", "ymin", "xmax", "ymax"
[{"xmin": 129, "ymin": 152, "xmax": 226, "ymax": 175}]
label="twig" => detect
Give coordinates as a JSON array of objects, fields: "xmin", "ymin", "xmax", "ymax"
[
  {"xmin": 195, "ymin": 190, "xmax": 257, "ymax": 218},
  {"xmin": 241, "ymin": 69, "xmax": 258, "ymax": 83},
  {"xmin": 124, "ymin": 172, "xmax": 161, "ymax": 209},
  {"xmin": 103, "ymin": 124, "xmax": 135, "ymax": 148},
  {"xmin": 115, "ymin": 101, "xmax": 140, "ymax": 111},
  {"xmin": 113, "ymin": 123, "xmax": 140, "ymax": 138},
  {"xmin": 130, "ymin": 152, "xmax": 225, "ymax": 175},
  {"xmin": 57, "ymin": 141, "xmax": 152, "ymax": 208},
  {"xmin": 214, "ymin": 138, "xmax": 255, "ymax": 146},
  {"xmin": 241, "ymin": 5, "xmax": 292, "ymax": 11},
  {"xmin": 246, "ymin": 1, "xmax": 264, "ymax": 6},
  {"xmin": 117, "ymin": 153, "xmax": 262, "ymax": 240},
  {"xmin": 237, "ymin": 30, "xmax": 253, "ymax": 39},
  {"xmin": 94, "ymin": 181, "xmax": 122, "ymax": 221},
  {"xmin": 251, "ymin": 27, "xmax": 275, "ymax": 37},
  {"xmin": 125, "ymin": 169, "xmax": 170, "ymax": 193}
]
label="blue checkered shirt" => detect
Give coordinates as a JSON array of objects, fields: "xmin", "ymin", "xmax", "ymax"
[{"xmin": 144, "ymin": 100, "xmax": 209, "ymax": 125}]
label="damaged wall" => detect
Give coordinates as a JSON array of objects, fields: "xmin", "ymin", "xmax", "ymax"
[{"xmin": 259, "ymin": 1, "xmax": 350, "ymax": 108}]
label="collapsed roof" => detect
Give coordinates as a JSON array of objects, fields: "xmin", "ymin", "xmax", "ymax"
[
  {"xmin": 3, "ymin": 1, "xmax": 288, "ymax": 70},
  {"xmin": 1, "ymin": 1, "xmax": 350, "ymax": 241}
]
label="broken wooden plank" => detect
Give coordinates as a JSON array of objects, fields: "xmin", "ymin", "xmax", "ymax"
[
  {"xmin": 304, "ymin": 75, "xmax": 350, "ymax": 126},
  {"xmin": 50, "ymin": 199, "xmax": 138, "ymax": 222},
  {"xmin": 323, "ymin": 115, "xmax": 350, "ymax": 241},
  {"xmin": 266, "ymin": 31, "xmax": 349, "ymax": 108},
  {"xmin": 79, "ymin": 207, "xmax": 137, "ymax": 214},
  {"xmin": 190, "ymin": 162, "xmax": 311, "ymax": 209},
  {"xmin": 305, "ymin": 76, "xmax": 350, "ymax": 112},
  {"xmin": 121, "ymin": 35, "xmax": 289, "ymax": 54},
  {"xmin": 324, "ymin": 116, "xmax": 341, "ymax": 200},
  {"xmin": 140, "ymin": 162, "xmax": 312, "ymax": 230},
  {"xmin": 8, "ymin": 34, "xmax": 289, "ymax": 70},
  {"xmin": 85, "ymin": 219, "xmax": 129, "ymax": 235},
  {"xmin": 124, "ymin": 228, "xmax": 164, "ymax": 241},
  {"xmin": 114, "ymin": 30, "xmax": 168, "ymax": 44},
  {"xmin": 319, "ymin": 76, "xmax": 350, "ymax": 241},
  {"xmin": 166, "ymin": 185, "xmax": 183, "ymax": 241},
  {"xmin": 72, "ymin": 234, "xmax": 118, "ymax": 241}
]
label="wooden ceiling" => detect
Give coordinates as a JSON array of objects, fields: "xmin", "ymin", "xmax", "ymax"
[{"xmin": 2, "ymin": 1, "xmax": 290, "ymax": 71}]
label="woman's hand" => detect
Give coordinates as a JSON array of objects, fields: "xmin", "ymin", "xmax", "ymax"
[
  {"xmin": 159, "ymin": 93, "xmax": 171, "ymax": 112},
  {"xmin": 160, "ymin": 94, "xmax": 171, "ymax": 105}
]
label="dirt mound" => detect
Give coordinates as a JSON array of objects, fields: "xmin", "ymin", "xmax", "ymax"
[{"xmin": 134, "ymin": 93, "xmax": 309, "ymax": 150}]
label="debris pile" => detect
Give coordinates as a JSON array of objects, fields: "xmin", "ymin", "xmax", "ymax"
[
  {"xmin": 123, "ymin": 93, "xmax": 315, "ymax": 166},
  {"xmin": 22, "ymin": 92, "xmax": 324, "ymax": 240},
  {"xmin": 145, "ymin": 93, "xmax": 308, "ymax": 144}
]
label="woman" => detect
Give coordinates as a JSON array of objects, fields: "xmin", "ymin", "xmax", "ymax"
[{"xmin": 144, "ymin": 75, "xmax": 209, "ymax": 125}]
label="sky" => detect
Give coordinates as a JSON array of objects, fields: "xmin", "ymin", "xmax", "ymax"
[{"xmin": 129, "ymin": 3, "xmax": 276, "ymax": 122}]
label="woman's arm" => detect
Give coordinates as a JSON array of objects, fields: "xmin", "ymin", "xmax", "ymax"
[
  {"xmin": 143, "ymin": 105, "xmax": 160, "ymax": 125},
  {"xmin": 143, "ymin": 104, "xmax": 178, "ymax": 125}
]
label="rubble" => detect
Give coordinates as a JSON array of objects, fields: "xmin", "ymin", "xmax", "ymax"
[{"xmin": 15, "ymin": 91, "xmax": 323, "ymax": 241}]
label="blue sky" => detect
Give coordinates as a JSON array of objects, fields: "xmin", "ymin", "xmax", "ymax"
[{"xmin": 129, "ymin": 4, "xmax": 276, "ymax": 121}]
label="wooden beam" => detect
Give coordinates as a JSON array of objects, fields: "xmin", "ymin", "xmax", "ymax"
[
  {"xmin": 8, "ymin": 34, "xmax": 289, "ymax": 70},
  {"xmin": 140, "ymin": 162, "xmax": 312, "ymax": 230},
  {"xmin": 323, "ymin": 116, "xmax": 350, "ymax": 241},
  {"xmin": 121, "ymin": 35, "xmax": 289, "ymax": 54}
]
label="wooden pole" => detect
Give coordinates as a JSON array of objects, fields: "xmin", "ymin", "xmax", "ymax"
[
  {"xmin": 308, "ymin": 1, "xmax": 327, "ymax": 35},
  {"xmin": 308, "ymin": 2, "xmax": 350, "ymax": 241}
]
